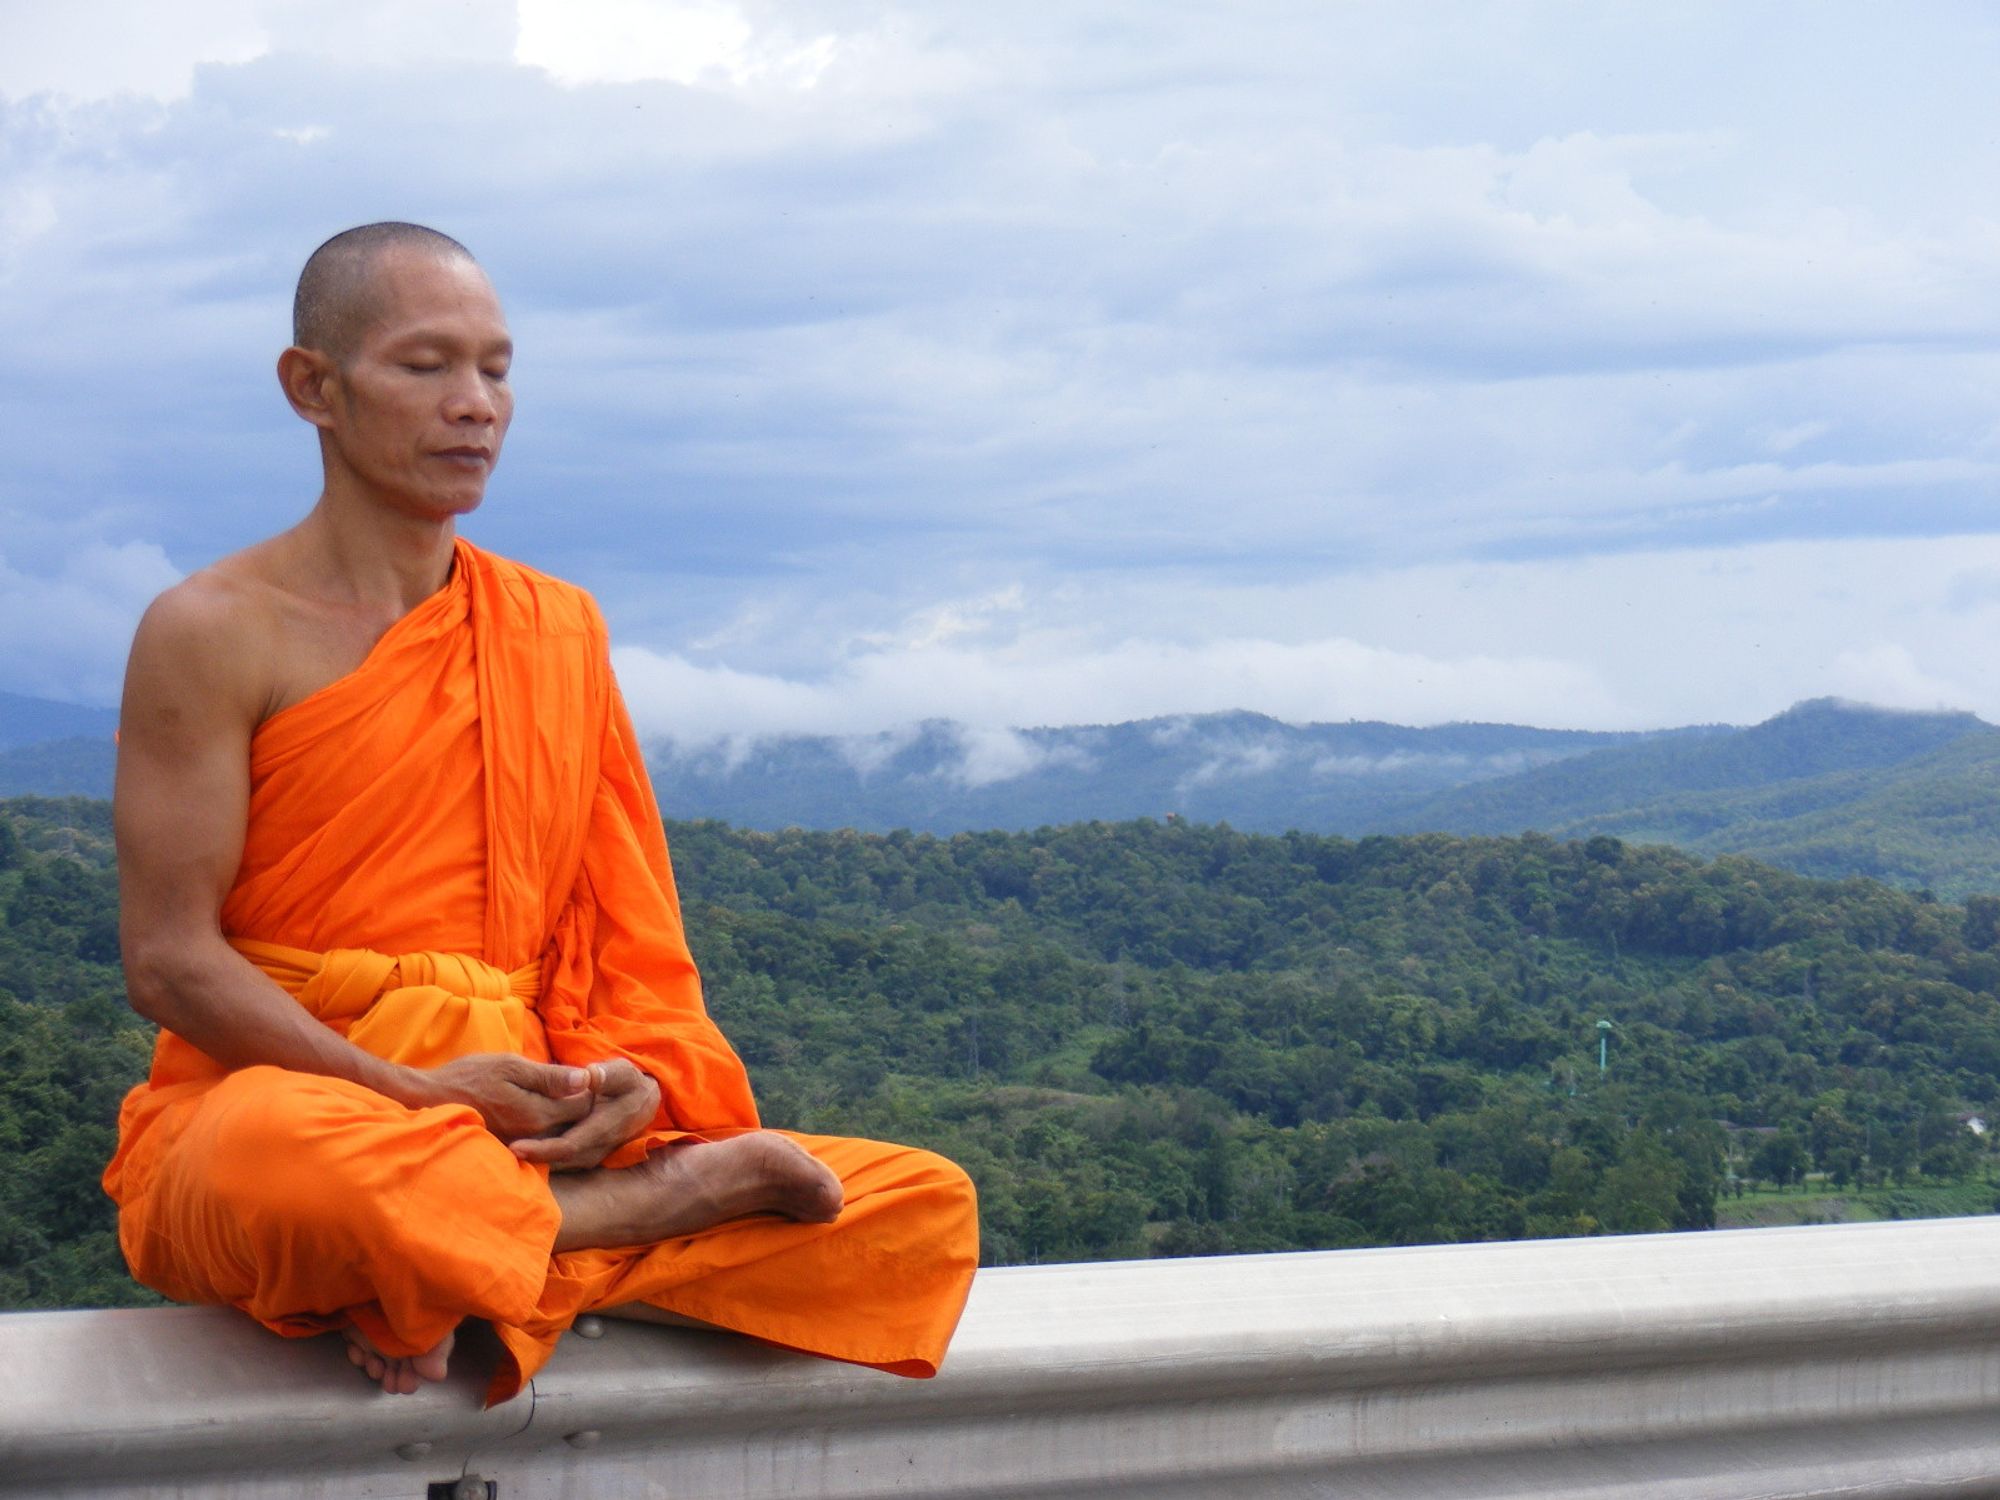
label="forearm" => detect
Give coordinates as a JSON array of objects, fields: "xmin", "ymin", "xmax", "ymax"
[
  {"xmin": 125, "ymin": 935, "xmax": 429, "ymax": 1106},
  {"xmin": 125, "ymin": 932, "xmax": 593, "ymax": 1137}
]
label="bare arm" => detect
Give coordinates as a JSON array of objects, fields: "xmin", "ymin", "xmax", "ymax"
[{"xmin": 113, "ymin": 579, "xmax": 590, "ymax": 1138}]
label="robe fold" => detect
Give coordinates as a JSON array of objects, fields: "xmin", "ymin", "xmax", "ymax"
[{"xmin": 102, "ymin": 539, "xmax": 979, "ymax": 1404}]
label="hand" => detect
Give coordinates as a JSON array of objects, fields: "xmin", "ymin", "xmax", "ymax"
[
  {"xmin": 416, "ymin": 1053, "xmax": 595, "ymax": 1142},
  {"xmin": 509, "ymin": 1059, "xmax": 662, "ymax": 1171}
]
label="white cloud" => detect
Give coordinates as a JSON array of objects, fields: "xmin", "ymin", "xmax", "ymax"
[
  {"xmin": 515, "ymin": 0, "xmax": 836, "ymax": 89},
  {"xmin": 831, "ymin": 721, "xmax": 919, "ymax": 777},
  {"xmin": 1825, "ymin": 645, "xmax": 1974, "ymax": 715},
  {"xmin": 613, "ymin": 630, "xmax": 1616, "ymax": 746},
  {"xmin": 864, "ymin": 585, "xmax": 1026, "ymax": 651},
  {"xmin": 256, "ymin": 0, "xmax": 517, "ymax": 67},
  {"xmin": 1180, "ymin": 738, "xmax": 1291, "ymax": 794},
  {"xmin": 0, "ymin": 0, "xmax": 268, "ymax": 103},
  {"xmin": 0, "ymin": 0, "xmax": 527, "ymax": 107},
  {"xmin": 0, "ymin": 543, "xmax": 181, "ymax": 702},
  {"xmin": 6, "ymin": 3, "xmax": 2000, "ymax": 739},
  {"xmin": 1759, "ymin": 419, "xmax": 1833, "ymax": 456},
  {"xmin": 946, "ymin": 725, "xmax": 1052, "ymax": 788},
  {"xmin": 607, "ymin": 530, "xmax": 2000, "ymax": 744}
]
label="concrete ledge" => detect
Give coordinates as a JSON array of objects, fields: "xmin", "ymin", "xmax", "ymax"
[{"xmin": 3, "ymin": 1218, "xmax": 1998, "ymax": 1498}]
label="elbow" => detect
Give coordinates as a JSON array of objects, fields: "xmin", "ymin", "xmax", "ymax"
[
  {"xmin": 119, "ymin": 928, "xmax": 201, "ymax": 1029},
  {"xmin": 121, "ymin": 954, "xmax": 177, "ymax": 1028}
]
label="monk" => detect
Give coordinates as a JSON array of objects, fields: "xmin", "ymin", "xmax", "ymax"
[{"xmin": 102, "ymin": 222, "xmax": 979, "ymax": 1403}]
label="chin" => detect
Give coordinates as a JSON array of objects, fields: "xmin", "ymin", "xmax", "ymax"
[
  {"xmin": 432, "ymin": 494, "xmax": 486, "ymax": 524},
  {"xmin": 397, "ymin": 490, "xmax": 487, "ymax": 524}
]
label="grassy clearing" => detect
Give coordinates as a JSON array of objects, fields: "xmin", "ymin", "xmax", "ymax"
[{"xmin": 1714, "ymin": 1175, "xmax": 1999, "ymax": 1230}]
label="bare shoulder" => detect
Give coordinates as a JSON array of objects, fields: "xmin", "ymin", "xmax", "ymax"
[
  {"xmin": 114, "ymin": 548, "xmax": 297, "ymax": 942},
  {"xmin": 124, "ymin": 552, "xmax": 285, "ymax": 735}
]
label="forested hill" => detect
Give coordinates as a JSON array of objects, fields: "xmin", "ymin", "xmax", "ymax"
[
  {"xmin": 0, "ymin": 694, "xmax": 116, "ymax": 751},
  {"xmin": 2, "ymin": 796, "xmax": 1995, "ymax": 1306},
  {"xmin": 0, "ymin": 798, "xmax": 143, "ymax": 1308},
  {"xmin": 653, "ymin": 698, "xmax": 2000, "ymax": 897},
  {"xmin": 7, "ymin": 696, "xmax": 1996, "ymax": 897},
  {"xmin": 0, "ymin": 692, "xmax": 115, "ymax": 798},
  {"xmin": 1387, "ymin": 699, "xmax": 2000, "ymax": 895},
  {"xmin": 1394, "ymin": 698, "xmax": 1984, "ymax": 830},
  {"xmin": 646, "ymin": 712, "xmax": 1678, "ymax": 836}
]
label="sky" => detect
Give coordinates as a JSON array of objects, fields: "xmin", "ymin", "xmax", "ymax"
[{"xmin": 4, "ymin": 0, "xmax": 2000, "ymax": 751}]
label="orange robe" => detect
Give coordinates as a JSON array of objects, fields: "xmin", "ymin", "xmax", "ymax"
[{"xmin": 102, "ymin": 539, "xmax": 979, "ymax": 1404}]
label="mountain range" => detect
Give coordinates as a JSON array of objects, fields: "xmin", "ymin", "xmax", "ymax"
[
  {"xmin": 0, "ymin": 693, "xmax": 117, "ymax": 752},
  {"xmin": 4, "ymin": 691, "xmax": 1994, "ymax": 896},
  {"xmin": 641, "ymin": 699, "xmax": 1998, "ymax": 896},
  {"xmin": 644, "ymin": 713, "xmax": 1712, "ymax": 835},
  {"xmin": 0, "ymin": 693, "xmax": 117, "ymax": 800}
]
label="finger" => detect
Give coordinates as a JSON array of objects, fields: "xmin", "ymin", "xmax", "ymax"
[
  {"xmin": 536, "ymin": 1091, "xmax": 595, "ymax": 1128},
  {"xmin": 594, "ymin": 1061, "xmax": 652, "ymax": 1102},
  {"xmin": 514, "ymin": 1115, "xmax": 620, "ymax": 1170},
  {"xmin": 511, "ymin": 1133, "xmax": 584, "ymax": 1166},
  {"xmin": 531, "ymin": 1064, "xmax": 592, "ymax": 1098}
]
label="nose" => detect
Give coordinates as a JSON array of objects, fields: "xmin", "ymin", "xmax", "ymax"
[{"xmin": 443, "ymin": 369, "xmax": 498, "ymax": 425}]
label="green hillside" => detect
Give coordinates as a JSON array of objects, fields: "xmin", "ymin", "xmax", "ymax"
[
  {"xmin": 650, "ymin": 819, "xmax": 2000, "ymax": 1261},
  {"xmin": 2, "ymin": 796, "xmax": 1995, "ymax": 1307},
  {"xmin": 1558, "ymin": 731, "xmax": 2000, "ymax": 895},
  {"xmin": 1389, "ymin": 701, "xmax": 2000, "ymax": 898},
  {"xmin": 6, "ymin": 698, "xmax": 1998, "ymax": 897},
  {"xmin": 0, "ymin": 695, "xmax": 117, "ymax": 752},
  {"xmin": 0, "ymin": 799, "xmax": 152, "ymax": 1308},
  {"xmin": 0, "ymin": 737, "xmax": 115, "ymax": 799}
]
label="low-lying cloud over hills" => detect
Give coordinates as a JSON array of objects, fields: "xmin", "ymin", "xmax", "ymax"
[
  {"xmin": 638, "ymin": 697, "xmax": 1997, "ymax": 896},
  {"xmin": 9, "ymin": 693, "xmax": 1992, "ymax": 896},
  {"xmin": 642, "ymin": 711, "xmax": 1685, "ymax": 832}
]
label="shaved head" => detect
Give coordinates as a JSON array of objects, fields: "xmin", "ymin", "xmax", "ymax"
[{"xmin": 293, "ymin": 222, "xmax": 477, "ymax": 364}]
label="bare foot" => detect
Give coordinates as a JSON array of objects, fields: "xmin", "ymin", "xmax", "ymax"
[
  {"xmin": 552, "ymin": 1132, "xmax": 843, "ymax": 1251},
  {"xmin": 342, "ymin": 1323, "xmax": 455, "ymax": 1395}
]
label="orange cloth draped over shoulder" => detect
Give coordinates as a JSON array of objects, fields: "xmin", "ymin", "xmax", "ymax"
[{"xmin": 101, "ymin": 539, "xmax": 979, "ymax": 1405}]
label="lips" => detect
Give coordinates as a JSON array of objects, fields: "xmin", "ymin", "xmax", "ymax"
[{"xmin": 434, "ymin": 447, "xmax": 491, "ymax": 463}]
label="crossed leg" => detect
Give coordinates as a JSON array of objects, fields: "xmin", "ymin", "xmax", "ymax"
[
  {"xmin": 344, "ymin": 1131, "xmax": 842, "ymax": 1393},
  {"xmin": 550, "ymin": 1131, "xmax": 843, "ymax": 1252},
  {"xmin": 123, "ymin": 1068, "xmax": 966, "ymax": 1400}
]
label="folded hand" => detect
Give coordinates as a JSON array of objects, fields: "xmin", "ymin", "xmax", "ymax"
[
  {"xmin": 420, "ymin": 1052, "xmax": 595, "ymax": 1142},
  {"xmin": 509, "ymin": 1058, "xmax": 662, "ymax": 1171}
]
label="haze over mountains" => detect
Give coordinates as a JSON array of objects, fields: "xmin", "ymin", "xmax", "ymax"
[
  {"xmin": 0, "ymin": 694, "xmax": 117, "ymax": 752},
  {"xmin": 636, "ymin": 699, "xmax": 2000, "ymax": 897},
  {"xmin": 5, "ymin": 694, "xmax": 1995, "ymax": 897},
  {"xmin": 643, "ymin": 715, "xmax": 1716, "ymax": 837},
  {"xmin": 0, "ymin": 694, "xmax": 117, "ymax": 800}
]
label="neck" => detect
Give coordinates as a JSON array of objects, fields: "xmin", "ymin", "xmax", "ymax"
[{"xmin": 291, "ymin": 490, "xmax": 459, "ymax": 617}]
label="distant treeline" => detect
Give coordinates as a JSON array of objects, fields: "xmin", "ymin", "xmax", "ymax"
[
  {"xmin": 0, "ymin": 796, "xmax": 1995, "ymax": 1307},
  {"xmin": 644, "ymin": 697, "xmax": 2000, "ymax": 900},
  {"xmin": 0, "ymin": 798, "xmax": 150, "ymax": 1307}
]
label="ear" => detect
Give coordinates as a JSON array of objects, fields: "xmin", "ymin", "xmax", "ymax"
[{"xmin": 277, "ymin": 345, "xmax": 339, "ymax": 431}]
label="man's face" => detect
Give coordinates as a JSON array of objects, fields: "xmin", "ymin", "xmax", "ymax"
[{"xmin": 324, "ymin": 249, "xmax": 515, "ymax": 520}]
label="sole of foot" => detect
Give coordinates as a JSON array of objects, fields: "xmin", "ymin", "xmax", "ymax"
[{"xmin": 342, "ymin": 1324, "xmax": 455, "ymax": 1395}]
